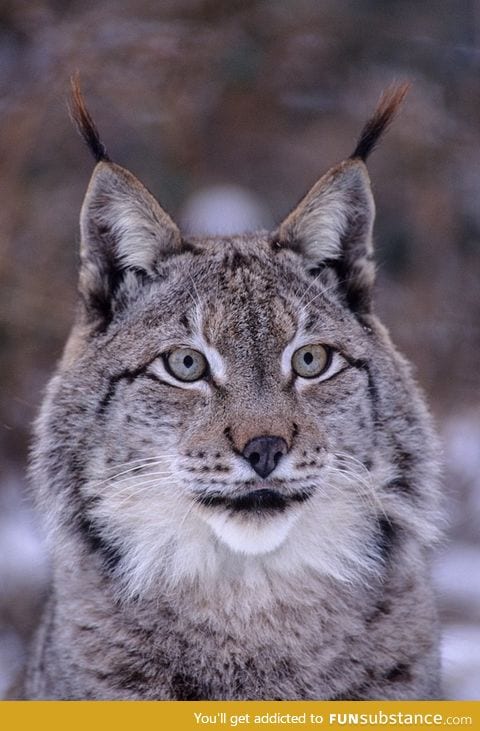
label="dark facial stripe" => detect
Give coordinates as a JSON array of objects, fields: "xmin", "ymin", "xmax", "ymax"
[
  {"xmin": 376, "ymin": 516, "xmax": 399, "ymax": 564},
  {"xmin": 343, "ymin": 356, "xmax": 380, "ymax": 427},
  {"xmin": 179, "ymin": 314, "xmax": 189, "ymax": 330},
  {"xmin": 77, "ymin": 513, "xmax": 122, "ymax": 571},
  {"xmin": 96, "ymin": 365, "xmax": 153, "ymax": 415},
  {"xmin": 387, "ymin": 478, "xmax": 414, "ymax": 496}
]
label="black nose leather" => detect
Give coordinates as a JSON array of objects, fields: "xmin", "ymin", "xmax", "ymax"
[{"xmin": 242, "ymin": 436, "xmax": 288, "ymax": 479}]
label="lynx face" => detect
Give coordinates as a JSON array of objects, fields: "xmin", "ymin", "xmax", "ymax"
[
  {"xmin": 34, "ymin": 84, "xmax": 439, "ymax": 603},
  {"xmin": 76, "ymin": 237, "xmax": 384, "ymax": 581}
]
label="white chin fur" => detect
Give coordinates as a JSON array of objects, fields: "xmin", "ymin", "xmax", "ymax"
[{"xmin": 202, "ymin": 510, "xmax": 299, "ymax": 555}]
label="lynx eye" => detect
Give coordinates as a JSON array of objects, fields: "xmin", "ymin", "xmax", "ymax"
[
  {"xmin": 292, "ymin": 344, "xmax": 331, "ymax": 378},
  {"xmin": 166, "ymin": 348, "xmax": 208, "ymax": 382}
]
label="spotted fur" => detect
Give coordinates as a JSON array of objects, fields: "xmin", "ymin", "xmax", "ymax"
[{"xmin": 23, "ymin": 84, "xmax": 443, "ymax": 700}]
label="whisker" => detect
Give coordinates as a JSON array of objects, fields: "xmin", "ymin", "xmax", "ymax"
[
  {"xmin": 296, "ymin": 270, "xmax": 326, "ymax": 308},
  {"xmin": 187, "ymin": 270, "xmax": 201, "ymax": 309},
  {"xmin": 90, "ymin": 459, "xmax": 176, "ymax": 487},
  {"xmin": 324, "ymin": 474, "xmax": 377, "ymax": 520},
  {"xmin": 328, "ymin": 457, "xmax": 388, "ymax": 520},
  {"xmin": 177, "ymin": 497, "xmax": 199, "ymax": 532},
  {"xmin": 299, "ymin": 275, "xmax": 352, "ymax": 316},
  {"xmin": 102, "ymin": 455, "xmax": 179, "ymax": 472},
  {"xmin": 109, "ymin": 480, "xmax": 175, "ymax": 506},
  {"xmin": 110, "ymin": 472, "xmax": 176, "ymax": 497}
]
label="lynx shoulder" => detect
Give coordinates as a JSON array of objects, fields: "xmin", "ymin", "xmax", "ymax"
[{"xmin": 24, "ymin": 81, "xmax": 443, "ymax": 700}]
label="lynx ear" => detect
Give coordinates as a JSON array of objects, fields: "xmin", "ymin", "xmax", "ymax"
[
  {"xmin": 275, "ymin": 83, "xmax": 409, "ymax": 314},
  {"xmin": 70, "ymin": 76, "xmax": 182, "ymax": 325},
  {"xmin": 276, "ymin": 159, "xmax": 375, "ymax": 313},
  {"xmin": 78, "ymin": 161, "xmax": 182, "ymax": 323}
]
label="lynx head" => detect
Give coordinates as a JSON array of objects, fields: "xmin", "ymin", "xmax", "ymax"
[{"xmin": 35, "ymin": 81, "xmax": 439, "ymax": 602}]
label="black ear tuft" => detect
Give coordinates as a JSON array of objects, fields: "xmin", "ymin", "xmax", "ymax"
[
  {"xmin": 69, "ymin": 73, "xmax": 111, "ymax": 163},
  {"xmin": 351, "ymin": 82, "xmax": 410, "ymax": 162}
]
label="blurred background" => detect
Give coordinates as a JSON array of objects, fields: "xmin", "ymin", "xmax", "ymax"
[{"xmin": 0, "ymin": 0, "xmax": 479, "ymax": 700}]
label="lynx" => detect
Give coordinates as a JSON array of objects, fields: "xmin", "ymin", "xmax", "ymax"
[{"xmin": 22, "ymin": 81, "xmax": 442, "ymax": 700}]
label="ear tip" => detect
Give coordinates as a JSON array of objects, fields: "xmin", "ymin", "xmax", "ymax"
[
  {"xmin": 69, "ymin": 74, "xmax": 111, "ymax": 164},
  {"xmin": 351, "ymin": 80, "xmax": 411, "ymax": 162},
  {"xmin": 88, "ymin": 160, "xmax": 130, "ymax": 186},
  {"xmin": 329, "ymin": 159, "xmax": 372, "ymax": 188}
]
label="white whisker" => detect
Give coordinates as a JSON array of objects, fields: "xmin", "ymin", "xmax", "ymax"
[
  {"xmin": 90, "ymin": 460, "xmax": 175, "ymax": 487},
  {"xmin": 328, "ymin": 454, "xmax": 388, "ymax": 520},
  {"xmin": 299, "ymin": 275, "xmax": 352, "ymax": 316},
  {"xmin": 177, "ymin": 497, "xmax": 199, "ymax": 532},
  {"xmin": 102, "ymin": 454, "xmax": 178, "ymax": 471},
  {"xmin": 187, "ymin": 270, "xmax": 201, "ymax": 309},
  {"xmin": 111, "ymin": 472, "xmax": 176, "ymax": 499},
  {"xmin": 296, "ymin": 271, "xmax": 325, "ymax": 307}
]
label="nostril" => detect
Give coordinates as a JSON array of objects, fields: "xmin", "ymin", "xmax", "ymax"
[{"xmin": 242, "ymin": 435, "xmax": 289, "ymax": 479}]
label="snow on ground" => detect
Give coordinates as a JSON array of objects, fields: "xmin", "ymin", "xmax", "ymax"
[
  {"xmin": 434, "ymin": 410, "xmax": 480, "ymax": 700},
  {"xmin": 441, "ymin": 625, "xmax": 480, "ymax": 700},
  {"xmin": 0, "ymin": 473, "xmax": 48, "ymax": 698}
]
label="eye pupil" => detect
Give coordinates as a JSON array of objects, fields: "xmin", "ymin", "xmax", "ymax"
[
  {"xmin": 291, "ymin": 344, "xmax": 330, "ymax": 379},
  {"xmin": 166, "ymin": 348, "xmax": 207, "ymax": 382}
]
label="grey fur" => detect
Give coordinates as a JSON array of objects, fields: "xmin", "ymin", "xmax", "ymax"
[{"xmin": 22, "ymin": 93, "xmax": 442, "ymax": 700}]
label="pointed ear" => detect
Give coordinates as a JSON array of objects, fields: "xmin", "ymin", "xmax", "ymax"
[
  {"xmin": 276, "ymin": 159, "xmax": 375, "ymax": 313},
  {"xmin": 78, "ymin": 161, "xmax": 181, "ymax": 325},
  {"xmin": 275, "ymin": 83, "xmax": 410, "ymax": 315}
]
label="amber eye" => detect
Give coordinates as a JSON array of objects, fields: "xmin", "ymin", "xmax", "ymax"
[
  {"xmin": 166, "ymin": 348, "xmax": 208, "ymax": 382},
  {"xmin": 291, "ymin": 344, "xmax": 331, "ymax": 378}
]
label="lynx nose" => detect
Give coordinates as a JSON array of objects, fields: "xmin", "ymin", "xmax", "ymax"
[{"xmin": 242, "ymin": 436, "xmax": 288, "ymax": 479}]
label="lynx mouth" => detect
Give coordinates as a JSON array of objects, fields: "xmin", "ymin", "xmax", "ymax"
[
  {"xmin": 196, "ymin": 487, "xmax": 313, "ymax": 513},
  {"xmin": 197, "ymin": 487, "xmax": 313, "ymax": 555}
]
